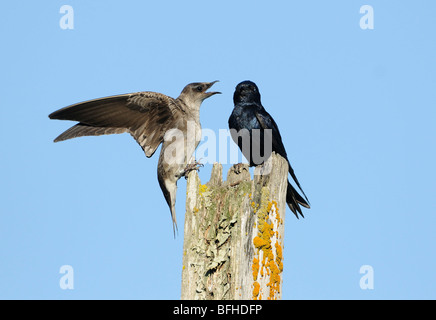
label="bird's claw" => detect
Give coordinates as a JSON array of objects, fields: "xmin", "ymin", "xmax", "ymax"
[
  {"xmin": 183, "ymin": 161, "xmax": 204, "ymax": 179},
  {"xmin": 233, "ymin": 163, "xmax": 246, "ymax": 174}
]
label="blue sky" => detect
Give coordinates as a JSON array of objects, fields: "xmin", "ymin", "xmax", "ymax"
[{"xmin": 1, "ymin": 1, "xmax": 435, "ymax": 299}]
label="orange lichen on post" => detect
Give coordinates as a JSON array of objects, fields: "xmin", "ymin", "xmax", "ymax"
[
  {"xmin": 252, "ymin": 281, "xmax": 260, "ymax": 300},
  {"xmin": 198, "ymin": 184, "xmax": 209, "ymax": 195},
  {"xmin": 275, "ymin": 242, "xmax": 283, "ymax": 272},
  {"xmin": 266, "ymin": 256, "xmax": 281, "ymax": 300},
  {"xmin": 268, "ymin": 200, "xmax": 283, "ymax": 225},
  {"xmin": 266, "ymin": 201, "xmax": 275, "ymax": 213},
  {"xmin": 251, "ymin": 193, "xmax": 284, "ymax": 300},
  {"xmin": 253, "ymin": 236, "xmax": 269, "ymax": 249},
  {"xmin": 252, "ymin": 257, "xmax": 259, "ymax": 281}
]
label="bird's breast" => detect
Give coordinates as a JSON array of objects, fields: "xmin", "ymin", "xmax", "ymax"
[
  {"xmin": 160, "ymin": 120, "xmax": 201, "ymax": 167},
  {"xmin": 230, "ymin": 106, "xmax": 262, "ymax": 132},
  {"xmin": 187, "ymin": 121, "xmax": 202, "ymax": 151}
]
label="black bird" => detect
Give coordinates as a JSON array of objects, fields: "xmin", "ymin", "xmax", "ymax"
[
  {"xmin": 228, "ymin": 80, "xmax": 310, "ymax": 218},
  {"xmin": 49, "ymin": 81, "xmax": 221, "ymax": 235}
]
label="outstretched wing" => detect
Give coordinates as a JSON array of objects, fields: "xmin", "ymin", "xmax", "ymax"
[{"xmin": 49, "ymin": 92, "xmax": 181, "ymax": 158}]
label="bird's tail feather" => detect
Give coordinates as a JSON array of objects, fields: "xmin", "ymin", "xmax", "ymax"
[
  {"xmin": 286, "ymin": 181, "xmax": 310, "ymax": 219},
  {"xmin": 288, "ymin": 164, "xmax": 310, "ymax": 205},
  {"xmin": 171, "ymin": 210, "xmax": 178, "ymax": 238}
]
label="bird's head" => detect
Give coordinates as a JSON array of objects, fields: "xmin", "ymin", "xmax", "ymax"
[
  {"xmin": 178, "ymin": 81, "xmax": 221, "ymax": 110},
  {"xmin": 233, "ymin": 80, "xmax": 261, "ymax": 105}
]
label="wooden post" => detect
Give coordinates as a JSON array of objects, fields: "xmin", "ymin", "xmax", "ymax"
[{"xmin": 181, "ymin": 152, "xmax": 288, "ymax": 300}]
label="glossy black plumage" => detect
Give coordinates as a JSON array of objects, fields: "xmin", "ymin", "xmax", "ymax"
[{"xmin": 229, "ymin": 81, "xmax": 310, "ymax": 218}]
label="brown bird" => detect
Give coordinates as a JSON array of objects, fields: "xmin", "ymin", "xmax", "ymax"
[{"xmin": 49, "ymin": 81, "xmax": 221, "ymax": 235}]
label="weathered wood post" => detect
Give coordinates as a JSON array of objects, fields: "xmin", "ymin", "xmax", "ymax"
[{"xmin": 181, "ymin": 152, "xmax": 288, "ymax": 300}]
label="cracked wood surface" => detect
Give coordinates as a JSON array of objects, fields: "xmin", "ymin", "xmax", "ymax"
[{"xmin": 181, "ymin": 153, "xmax": 288, "ymax": 300}]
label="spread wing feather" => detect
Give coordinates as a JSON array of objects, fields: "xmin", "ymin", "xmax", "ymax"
[
  {"xmin": 49, "ymin": 92, "xmax": 180, "ymax": 157},
  {"xmin": 53, "ymin": 123, "xmax": 128, "ymax": 142}
]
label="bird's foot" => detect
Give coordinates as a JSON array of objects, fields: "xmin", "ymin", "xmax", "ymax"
[
  {"xmin": 233, "ymin": 163, "xmax": 246, "ymax": 174},
  {"xmin": 183, "ymin": 161, "xmax": 204, "ymax": 179}
]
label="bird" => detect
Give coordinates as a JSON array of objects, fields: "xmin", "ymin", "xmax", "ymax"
[
  {"xmin": 49, "ymin": 81, "xmax": 221, "ymax": 235},
  {"xmin": 228, "ymin": 80, "xmax": 310, "ymax": 218}
]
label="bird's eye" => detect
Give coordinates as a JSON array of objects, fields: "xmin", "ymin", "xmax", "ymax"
[{"xmin": 196, "ymin": 86, "xmax": 203, "ymax": 92}]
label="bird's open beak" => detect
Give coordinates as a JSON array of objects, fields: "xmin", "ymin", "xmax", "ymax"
[{"xmin": 204, "ymin": 80, "xmax": 221, "ymax": 98}]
